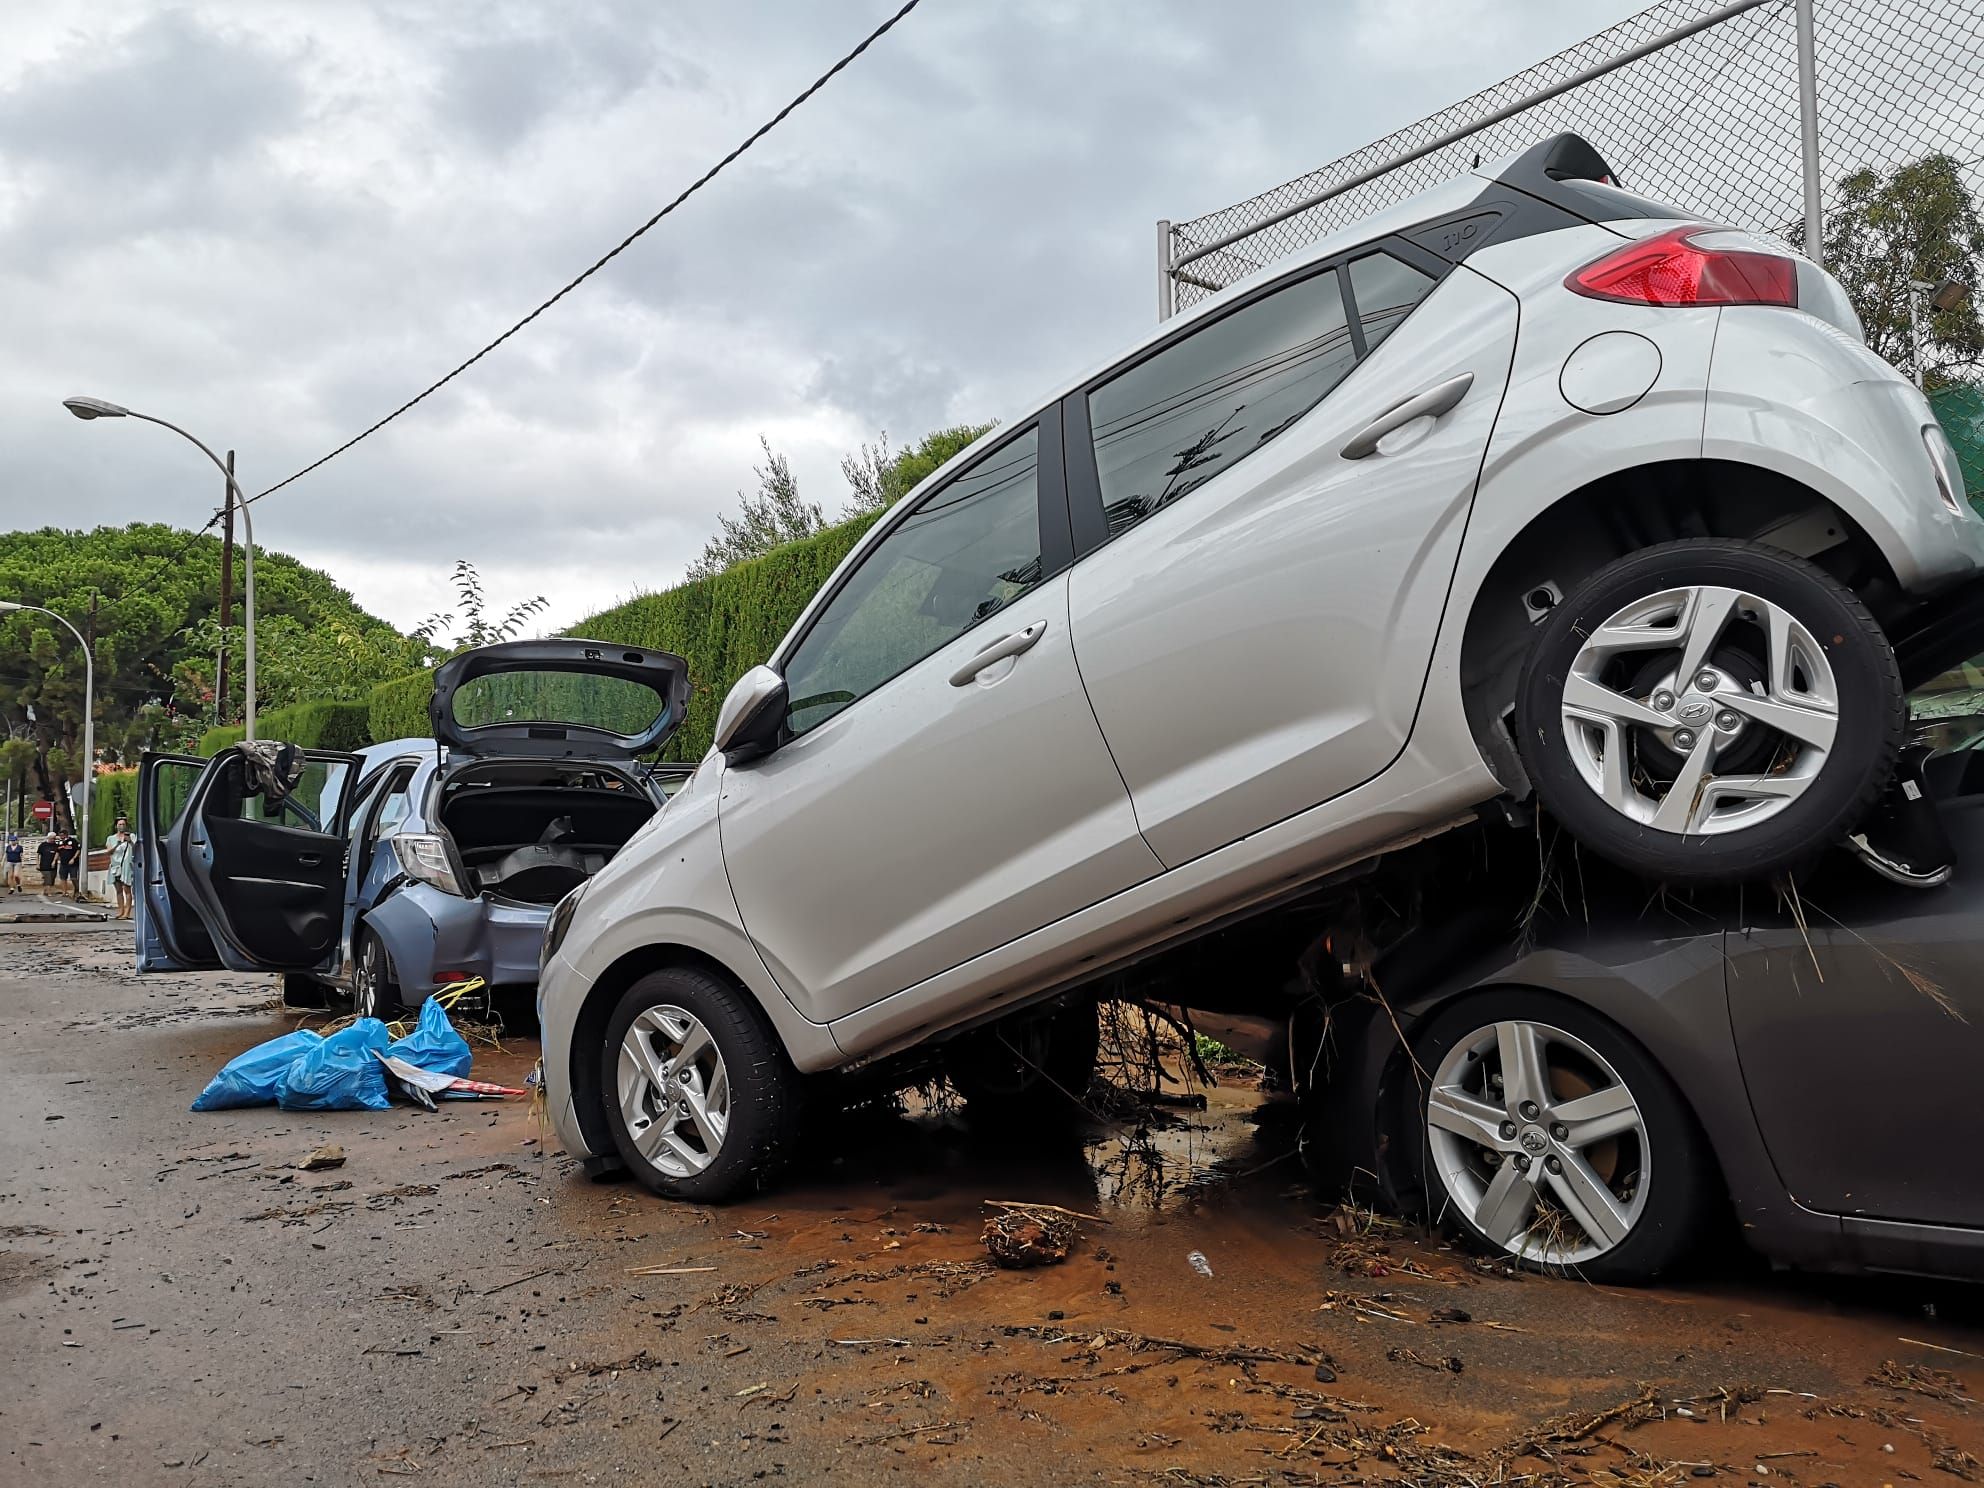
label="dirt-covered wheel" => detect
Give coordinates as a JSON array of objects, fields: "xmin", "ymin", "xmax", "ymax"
[
  {"xmin": 351, "ymin": 931, "xmax": 401, "ymax": 1022},
  {"xmin": 598, "ymin": 965, "xmax": 800, "ymax": 1201},
  {"xmin": 1398, "ymin": 989, "xmax": 1715, "ymax": 1282}
]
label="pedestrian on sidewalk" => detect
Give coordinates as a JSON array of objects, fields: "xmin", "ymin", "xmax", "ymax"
[
  {"xmin": 55, "ymin": 832, "xmax": 80, "ymax": 898},
  {"xmin": 36, "ymin": 833, "xmax": 57, "ymax": 891},
  {"xmin": 108, "ymin": 824, "xmax": 137, "ymax": 920},
  {"xmin": 4, "ymin": 833, "xmax": 21, "ymax": 893}
]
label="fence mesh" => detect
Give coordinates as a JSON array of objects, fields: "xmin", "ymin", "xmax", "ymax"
[{"xmin": 1165, "ymin": 0, "xmax": 1984, "ymax": 501}]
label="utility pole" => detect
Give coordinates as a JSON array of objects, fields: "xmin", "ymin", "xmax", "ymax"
[
  {"xmin": 1795, "ymin": 0, "xmax": 1823, "ymax": 265},
  {"xmin": 84, "ymin": 589, "xmax": 98, "ymax": 898},
  {"xmin": 217, "ymin": 449, "xmax": 235, "ymax": 725}
]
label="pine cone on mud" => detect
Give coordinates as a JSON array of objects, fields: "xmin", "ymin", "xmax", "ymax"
[{"xmin": 980, "ymin": 1206, "xmax": 1079, "ymax": 1268}]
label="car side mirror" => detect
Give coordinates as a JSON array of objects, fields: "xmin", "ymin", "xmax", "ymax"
[{"xmin": 712, "ymin": 666, "xmax": 787, "ymax": 762}]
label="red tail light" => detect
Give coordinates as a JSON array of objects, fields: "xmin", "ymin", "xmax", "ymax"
[{"xmin": 1566, "ymin": 225, "xmax": 1798, "ymax": 308}]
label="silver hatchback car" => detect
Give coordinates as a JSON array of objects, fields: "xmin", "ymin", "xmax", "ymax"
[{"xmin": 539, "ymin": 134, "xmax": 1984, "ymax": 1202}]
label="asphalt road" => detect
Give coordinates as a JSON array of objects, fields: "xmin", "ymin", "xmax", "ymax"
[{"xmin": 3, "ymin": 922, "xmax": 1979, "ymax": 1487}]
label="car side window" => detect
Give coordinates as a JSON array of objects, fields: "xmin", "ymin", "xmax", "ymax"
[
  {"xmin": 781, "ymin": 427, "xmax": 1045, "ymax": 736},
  {"xmin": 1087, "ymin": 267, "xmax": 1355, "ymax": 538},
  {"xmin": 344, "ymin": 773, "xmax": 385, "ymax": 845},
  {"xmin": 1348, "ymin": 251, "xmax": 1438, "ymax": 352},
  {"xmin": 1083, "ymin": 250, "xmax": 1442, "ymax": 542},
  {"xmin": 372, "ymin": 768, "xmax": 415, "ymax": 840}
]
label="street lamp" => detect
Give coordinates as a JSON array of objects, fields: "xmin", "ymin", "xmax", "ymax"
[
  {"xmin": 1906, "ymin": 278, "xmax": 1973, "ymax": 391},
  {"xmin": 62, "ymin": 396, "xmax": 258, "ymax": 740},
  {"xmin": 0, "ymin": 601, "xmax": 94, "ymax": 896}
]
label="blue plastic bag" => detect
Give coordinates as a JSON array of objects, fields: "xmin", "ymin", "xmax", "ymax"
[
  {"xmin": 386, "ymin": 998, "xmax": 473, "ymax": 1080},
  {"xmin": 277, "ymin": 1019, "xmax": 392, "ymax": 1111},
  {"xmin": 191, "ymin": 1029, "xmax": 326, "ymax": 1112}
]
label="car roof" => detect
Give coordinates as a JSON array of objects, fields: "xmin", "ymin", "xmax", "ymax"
[{"xmin": 357, "ymin": 738, "xmax": 434, "ymax": 773}]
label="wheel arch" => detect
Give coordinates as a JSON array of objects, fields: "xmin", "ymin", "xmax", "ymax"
[{"xmin": 1454, "ymin": 458, "xmax": 1898, "ymax": 789}]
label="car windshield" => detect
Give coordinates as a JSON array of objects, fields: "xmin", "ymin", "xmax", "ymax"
[{"xmin": 450, "ymin": 669, "xmax": 668, "ymax": 739}]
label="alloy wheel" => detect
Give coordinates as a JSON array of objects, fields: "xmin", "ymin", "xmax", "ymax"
[
  {"xmin": 1424, "ymin": 1018, "xmax": 1648, "ymax": 1268},
  {"xmin": 353, "ymin": 938, "xmax": 385, "ymax": 1021},
  {"xmin": 1558, "ymin": 584, "xmax": 1839, "ymax": 836},
  {"xmin": 617, "ymin": 1004, "xmax": 731, "ymax": 1178}
]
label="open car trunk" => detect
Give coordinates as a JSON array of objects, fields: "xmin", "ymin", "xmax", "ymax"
[{"xmin": 436, "ymin": 761, "xmax": 656, "ymax": 906}]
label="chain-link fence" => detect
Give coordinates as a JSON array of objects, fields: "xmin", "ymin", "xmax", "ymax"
[{"xmin": 1161, "ymin": 0, "xmax": 1984, "ymax": 502}]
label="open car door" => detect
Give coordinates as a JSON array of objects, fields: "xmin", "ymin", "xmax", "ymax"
[
  {"xmin": 136, "ymin": 752, "xmax": 218, "ymax": 971},
  {"xmin": 137, "ymin": 745, "xmax": 360, "ymax": 976}
]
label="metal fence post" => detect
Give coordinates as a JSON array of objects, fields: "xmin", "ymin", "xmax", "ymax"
[
  {"xmin": 1795, "ymin": 0, "xmax": 1824, "ymax": 263},
  {"xmin": 1156, "ymin": 219, "xmax": 1175, "ymax": 321}
]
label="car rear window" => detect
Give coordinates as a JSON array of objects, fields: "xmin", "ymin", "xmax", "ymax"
[{"xmin": 450, "ymin": 670, "xmax": 670, "ymax": 739}]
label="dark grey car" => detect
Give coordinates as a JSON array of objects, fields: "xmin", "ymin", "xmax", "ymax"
[{"xmin": 1275, "ymin": 681, "xmax": 1984, "ymax": 1285}]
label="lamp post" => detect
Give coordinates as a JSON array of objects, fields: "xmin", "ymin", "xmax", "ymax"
[
  {"xmin": 62, "ymin": 396, "xmax": 257, "ymax": 740},
  {"xmin": 0, "ymin": 602, "xmax": 93, "ymax": 896},
  {"xmin": 1905, "ymin": 278, "xmax": 1973, "ymax": 391}
]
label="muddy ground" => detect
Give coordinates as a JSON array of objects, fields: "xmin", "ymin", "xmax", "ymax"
[{"xmin": 2, "ymin": 922, "xmax": 1979, "ymax": 1487}]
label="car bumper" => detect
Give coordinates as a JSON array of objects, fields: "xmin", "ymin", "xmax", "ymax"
[
  {"xmin": 365, "ymin": 884, "xmax": 554, "ymax": 1003},
  {"xmin": 537, "ymin": 944, "xmax": 597, "ymax": 1161},
  {"xmin": 1706, "ymin": 308, "xmax": 1984, "ymax": 594}
]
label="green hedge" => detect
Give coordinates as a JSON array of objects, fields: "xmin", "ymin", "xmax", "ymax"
[
  {"xmin": 198, "ymin": 698, "xmax": 375, "ymax": 757},
  {"xmin": 1931, "ymin": 377, "xmax": 1984, "ymax": 511},
  {"xmin": 581, "ymin": 512, "xmax": 883, "ymax": 759},
  {"xmin": 359, "ymin": 509, "xmax": 882, "ymax": 762},
  {"xmin": 94, "ymin": 768, "xmax": 139, "ymax": 831},
  {"xmin": 369, "ymin": 669, "xmax": 437, "ymax": 744}
]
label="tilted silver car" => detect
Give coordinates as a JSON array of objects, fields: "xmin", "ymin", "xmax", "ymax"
[{"xmin": 537, "ymin": 135, "xmax": 1984, "ymax": 1207}]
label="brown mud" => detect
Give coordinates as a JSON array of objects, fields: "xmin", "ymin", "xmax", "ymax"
[{"xmin": 2, "ymin": 925, "xmax": 1977, "ymax": 1486}]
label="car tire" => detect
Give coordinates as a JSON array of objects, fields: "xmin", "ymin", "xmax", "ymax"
[
  {"xmin": 1515, "ymin": 538, "xmax": 1903, "ymax": 883},
  {"xmin": 351, "ymin": 930, "xmax": 402, "ymax": 1022},
  {"xmin": 945, "ymin": 997, "xmax": 1100, "ymax": 1120},
  {"xmin": 280, "ymin": 973, "xmax": 332, "ymax": 1010},
  {"xmin": 1393, "ymin": 989, "xmax": 1715, "ymax": 1282},
  {"xmin": 599, "ymin": 966, "xmax": 799, "ymax": 1202}
]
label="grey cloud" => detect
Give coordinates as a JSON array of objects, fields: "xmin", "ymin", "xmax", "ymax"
[
  {"xmin": 1, "ymin": 0, "xmax": 1645, "ymax": 633},
  {"xmin": 0, "ymin": 11, "xmax": 299, "ymax": 177}
]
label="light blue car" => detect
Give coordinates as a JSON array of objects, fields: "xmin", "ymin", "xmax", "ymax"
[{"xmin": 136, "ymin": 639, "xmax": 691, "ymax": 1021}]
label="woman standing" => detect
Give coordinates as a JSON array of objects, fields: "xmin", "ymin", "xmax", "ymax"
[{"xmin": 108, "ymin": 826, "xmax": 137, "ymax": 919}]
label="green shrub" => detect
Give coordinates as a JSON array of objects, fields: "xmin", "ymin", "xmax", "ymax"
[{"xmin": 198, "ymin": 698, "xmax": 375, "ymax": 756}]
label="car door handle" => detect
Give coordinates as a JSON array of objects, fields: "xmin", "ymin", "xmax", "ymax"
[
  {"xmin": 949, "ymin": 621, "xmax": 1047, "ymax": 686},
  {"xmin": 1340, "ymin": 371, "xmax": 1475, "ymax": 459},
  {"xmin": 297, "ymin": 853, "xmax": 323, "ymax": 868}
]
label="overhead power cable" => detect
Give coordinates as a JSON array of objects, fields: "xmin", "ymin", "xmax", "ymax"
[{"xmin": 249, "ymin": 0, "xmax": 926, "ymax": 505}]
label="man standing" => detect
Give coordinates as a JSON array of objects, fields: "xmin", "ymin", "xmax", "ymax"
[
  {"xmin": 55, "ymin": 832, "xmax": 80, "ymax": 899},
  {"xmin": 108, "ymin": 823, "xmax": 137, "ymax": 920},
  {"xmin": 36, "ymin": 833, "xmax": 57, "ymax": 892}
]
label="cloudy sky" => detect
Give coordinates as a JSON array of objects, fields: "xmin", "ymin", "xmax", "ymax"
[{"xmin": 1, "ymin": 0, "xmax": 1644, "ymax": 634}]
